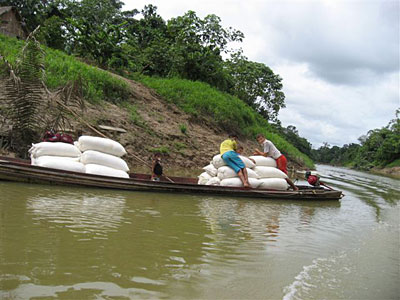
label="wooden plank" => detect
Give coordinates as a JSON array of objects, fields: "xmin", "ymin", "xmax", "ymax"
[{"xmin": 98, "ymin": 125, "xmax": 127, "ymax": 133}]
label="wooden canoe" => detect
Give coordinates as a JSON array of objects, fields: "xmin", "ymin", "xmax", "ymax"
[{"xmin": 0, "ymin": 156, "xmax": 343, "ymax": 201}]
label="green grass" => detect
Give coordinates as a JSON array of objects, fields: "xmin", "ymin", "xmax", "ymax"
[
  {"xmin": 386, "ymin": 158, "xmax": 400, "ymax": 168},
  {"xmin": 135, "ymin": 75, "xmax": 314, "ymax": 168},
  {"xmin": 174, "ymin": 142, "xmax": 186, "ymax": 151},
  {"xmin": 149, "ymin": 146, "xmax": 170, "ymax": 154},
  {"xmin": 179, "ymin": 123, "xmax": 187, "ymax": 134},
  {"xmin": 0, "ymin": 34, "xmax": 130, "ymax": 104},
  {"xmin": 120, "ymin": 101, "xmax": 144, "ymax": 126}
]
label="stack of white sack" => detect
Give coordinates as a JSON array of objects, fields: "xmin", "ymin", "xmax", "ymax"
[
  {"xmin": 249, "ymin": 156, "xmax": 289, "ymax": 190},
  {"xmin": 76, "ymin": 136, "xmax": 130, "ymax": 179},
  {"xmin": 198, "ymin": 154, "xmax": 261, "ymax": 188},
  {"xmin": 198, "ymin": 154, "xmax": 289, "ymax": 190},
  {"xmin": 30, "ymin": 142, "xmax": 85, "ymax": 173}
]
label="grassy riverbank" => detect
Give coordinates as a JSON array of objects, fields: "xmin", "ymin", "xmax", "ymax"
[{"xmin": 0, "ymin": 33, "xmax": 314, "ymax": 169}]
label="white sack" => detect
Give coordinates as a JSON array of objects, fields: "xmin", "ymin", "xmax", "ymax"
[
  {"xmin": 253, "ymin": 166, "xmax": 288, "ymax": 179},
  {"xmin": 29, "ymin": 142, "xmax": 81, "ymax": 158},
  {"xmin": 213, "ymin": 154, "xmax": 255, "ymax": 169},
  {"xmin": 212, "ymin": 154, "xmax": 226, "ymax": 169},
  {"xmin": 77, "ymin": 136, "xmax": 126, "ymax": 157},
  {"xmin": 85, "ymin": 164, "xmax": 129, "ymax": 178},
  {"xmin": 203, "ymin": 164, "xmax": 218, "ymax": 177},
  {"xmin": 258, "ymin": 178, "xmax": 289, "ymax": 190},
  {"xmin": 217, "ymin": 166, "xmax": 259, "ymax": 180},
  {"xmin": 34, "ymin": 156, "xmax": 85, "ymax": 173},
  {"xmin": 249, "ymin": 156, "xmax": 277, "ymax": 168},
  {"xmin": 81, "ymin": 150, "xmax": 129, "ymax": 172},
  {"xmin": 238, "ymin": 155, "xmax": 256, "ymax": 168},
  {"xmin": 31, "ymin": 155, "xmax": 80, "ymax": 165},
  {"xmin": 206, "ymin": 177, "xmax": 221, "ymax": 186},
  {"xmin": 198, "ymin": 172, "xmax": 212, "ymax": 185},
  {"xmin": 220, "ymin": 177, "xmax": 261, "ymax": 188}
]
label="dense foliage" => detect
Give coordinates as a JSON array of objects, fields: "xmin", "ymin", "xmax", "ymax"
[
  {"xmin": 311, "ymin": 110, "xmax": 400, "ymax": 169},
  {"xmin": 273, "ymin": 124, "xmax": 312, "ymax": 158},
  {"xmin": 0, "ymin": 0, "xmax": 285, "ymax": 122}
]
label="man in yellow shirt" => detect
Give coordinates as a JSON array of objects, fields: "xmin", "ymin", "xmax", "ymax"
[{"xmin": 220, "ymin": 134, "xmax": 251, "ymax": 188}]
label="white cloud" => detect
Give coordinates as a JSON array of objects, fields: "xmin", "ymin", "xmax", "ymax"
[{"xmin": 123, "ymin": 0, "xmax": 400, "ymax": 148}]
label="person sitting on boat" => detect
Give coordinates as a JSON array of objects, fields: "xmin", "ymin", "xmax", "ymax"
[
  {"xmin": 151, "ymin": 153, "xmax": 163, "ymax": 181},
  {"xmin": 254, "ymin": 133, "xmax": 298, "ymax": 191},
  {"xmin": 305, "ymin": 171, "xmax": 320, "ymax": 186},
  {"xmin": 304, "ymin": 171, "xmax": 334, "ymax": 191},
  {"xmin": 220, "ymin": 134, "xmax": 251, "ymax": 188}
]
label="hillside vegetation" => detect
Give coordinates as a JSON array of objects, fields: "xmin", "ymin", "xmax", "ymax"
[{"xmin": 0, "ymin": 33, "xmax": 314, "ymax": 170}]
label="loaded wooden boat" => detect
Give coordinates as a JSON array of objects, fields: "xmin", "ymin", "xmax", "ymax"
[{"xmin": 0, "ymin": 156, "xmax": 343, "ymax": 201}]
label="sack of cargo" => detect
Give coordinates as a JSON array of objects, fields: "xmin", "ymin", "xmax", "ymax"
[
  {"xmin": 249, "ymin": 156, "xmax": 277, "ymax": 168},
  {"xmin": 213, "ymin": 154, "xmax": 255, "ymax": 169},
  {"xmin": 198, "ymin": 172, "xmax": 212, "ymax": 185},
  {"xmin": 258, "ymin": 178, "xmax": 288, "ymax": 190},
  {"xmin": 220, "ymin": 177, "xmax": 261, "ymax": 188},
  {"xmin": 80, "ymin": 150, "xmax": 129, "ymax": 172},
  {"xmin": 85, "ymin": 164, "xmax": 129, "ymax": 178},
  {"xmin": 206, "ymin": 177, "xmax": 221, "ymax": 186},
  {"xmin": 31, "ymin": 155, "xmax": 80, "ymax": 165},
  {"xmin": 253, "ymin": 166, "xmax": 288, "ymax": 179},
  {"xmin": 203, "ymin": 164, "xmax": 218, "ymax": 177},
  {"xmin": 33, "ymin": 156, "xmax": 85, "ymax": 173},
  {"xmin": 29, "ymin": 142, "xmax": 81, "ymax": 158},
  {"xmin": 77, "ymin": 136, "xmax": 126, "ymax": 157},
  {"xmin": 238, "ymin": 155, "xmax": 256, "ymax": 168},
  {"xmin": 212, "ymin": 154, "xmax": 226, "ymax": 169},
  {"xmin": 217, "ymin": 166, "xmax": 259, "ymax": 180}
]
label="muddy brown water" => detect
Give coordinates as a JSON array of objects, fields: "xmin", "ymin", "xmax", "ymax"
[{"xmin": 0, "ymin": 165, "xmax": 399, "ymax": 299}]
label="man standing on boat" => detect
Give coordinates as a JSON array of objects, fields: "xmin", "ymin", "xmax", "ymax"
[
  {"xmin": 220, "ymin": 134, "xmax": 251, "ymax": 188},
  {"xmin": 254, "ymin": 134, "xmax": 298, "ymax": 191}
]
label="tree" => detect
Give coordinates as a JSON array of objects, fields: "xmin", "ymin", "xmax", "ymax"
[
  {"xmin": 166, "ymin": 11, "xmax": 243, "ymax": 90},
  {"xmin": 63, "ymin": 0, "xmax": 127, "ymax": 68},
  {"xmin": 1, "ymin": 28, "xmax": 45, "ymax": 156},
  {"xmin": 124, "ymin": 5, "xmax": 172, "ymax": 75},
  {"xmin": 225, "ymin": 50, "xmax": 285, "ymax": 122}
]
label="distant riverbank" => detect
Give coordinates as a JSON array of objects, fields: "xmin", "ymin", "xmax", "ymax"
[{"xmin": 371, "ymin": 167, "xmax": 400, "ymax": 179}]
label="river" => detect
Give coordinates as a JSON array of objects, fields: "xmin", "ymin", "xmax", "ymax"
[{"xmin": 0, "ymin": 165, "xmax": 399, "ymax": 299}]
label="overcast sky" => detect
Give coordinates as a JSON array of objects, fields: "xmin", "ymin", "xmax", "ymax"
[{"xmin": 124, "ymin": 0, "xmax": 399, "ymax": 148}]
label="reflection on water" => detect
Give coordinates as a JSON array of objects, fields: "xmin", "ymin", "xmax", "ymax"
[
  {"xmin": 0, "ymin": 164, "xmax": 399, "ymax": 300},
  {"xmin": 4, "ymin": 281, "xmax": 166, "ymax": 299},
  {"xmin": 27, "ymin": 191, "xmax": 126, "ymax": 239}
]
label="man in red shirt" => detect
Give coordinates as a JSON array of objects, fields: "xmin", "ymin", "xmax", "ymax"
[{"xmin": 305, "ymin": 171, "xmax": 320, "ymax": 186}]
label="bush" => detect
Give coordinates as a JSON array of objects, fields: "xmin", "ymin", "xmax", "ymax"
[{"xmin": 179, "ymin": 124, "xmax": 187, "ymax": 134}]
